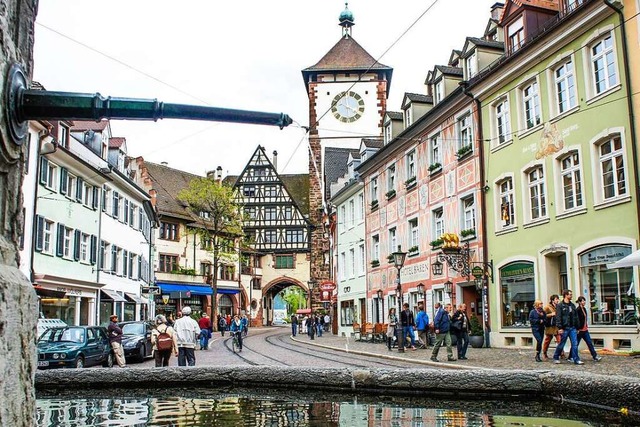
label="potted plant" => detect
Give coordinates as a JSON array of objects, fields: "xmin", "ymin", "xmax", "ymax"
[
  {"xmin": 405, "ymin": 176, "xmax": 417, "ymax": 189},
  {"xmin": 408, "ymin": 245, "xmax": 419, "ymax": 256},
  {"xmin": 428, "ymin": 162, "xmax": 442, "ymax": 174},
  {"xmin": 370, "ymin": 199, "xmax": 379, "ymax": 211},
  {"xmin": 469, "ymin": 315, "xmax": 484, "ymax": 348},
  {"xmin": 370, "ymin": 259, "xmax": 380, "ymax": 268},
  {"xmin": 387, "ymin": 254, "xmax": 395, "ymax": 264},
  {"xmin": 456, "ymin": 144, "xmax": 472, "ymax": 159},
  {"xmin": 385, "ymin": 189, "xmax": 396, "ymax": 200},
  {"xmin": 430, "ymin": 238, "xmax": 443, "ymax": 249},
  {"xmin": 460, "ymin": 228, "xmax": 476, "ymax": 239}
]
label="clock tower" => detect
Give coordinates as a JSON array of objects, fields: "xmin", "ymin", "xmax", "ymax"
[{"xmin": 302, "ymin": 2, "xmax": 393, "ymax": 291}]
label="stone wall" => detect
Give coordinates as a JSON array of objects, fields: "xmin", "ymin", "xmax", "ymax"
[{"xmin": 0, "ymin": 1, "xmax": 39, "ymax": 426}]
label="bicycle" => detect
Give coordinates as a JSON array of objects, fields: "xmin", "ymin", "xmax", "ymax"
[{"xmin": 231, "ymin": 331, "xmax": 242, "ymax": 353}]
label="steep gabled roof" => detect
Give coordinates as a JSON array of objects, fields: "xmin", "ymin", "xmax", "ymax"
[
  {"xmin": 109, "ymin": 137, "xmax": 125, "ymax": 149},
  {"xmin": 361, "ymin": 138, "xmax": 384, "ymax": 149},
  {"xmin": 500, "ymin": 0, "xmax": 559, "ymax": 23},
  {"xmin": 402, "ymin": 93, "xmax": 433, "ymax": 109},
  {"xmin": 70, "ymin": 120, "xmax": 109, "ymax": 132},
  {"xmin": 324, "ymin": 147, "xmax": 359, "ymax": 200},
  {"xmin": 143, "ymin": 161, "xmax": 204, "ymax": 221},
  {"xmin": 385, "ymin": 111, "xmax": 404, "ymax": 121}
]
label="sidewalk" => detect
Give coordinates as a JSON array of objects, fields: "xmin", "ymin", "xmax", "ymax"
[{"xmin": 292, "ymin": 333, "xmax": 640, "ymax": 378}]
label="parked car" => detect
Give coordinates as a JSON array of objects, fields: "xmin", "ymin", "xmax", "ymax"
[
  {"xmin": 273, "ymin": 318, "xmax": 288, "ymax": 326},
  {"xmin": 118, "ymin": 321, "xmax": 155, "ymax": 362},
  {"xmin": 37, "ymin": 318, "xmax": 67, "ymax": 339},
  {"xmin": 37, "ymin": 326, "xmax": 113, "ymax": 369}
]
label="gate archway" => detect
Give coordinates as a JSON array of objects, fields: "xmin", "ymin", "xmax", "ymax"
[{"xmin": 261, "ymin": 277, "xmax": 308, "ymax": 326}]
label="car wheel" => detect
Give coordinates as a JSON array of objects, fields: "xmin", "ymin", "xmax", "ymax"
[
  {"xmin": 74, "ymin": 356, "xmax": 84, "ymax": 369},
  {"xmin": 137, "ymin": 346, "xmax": 145, "ymax": 363},
  {"xmin": 103, "ymin": 352, "xmax": 114, "ymax": 368}
]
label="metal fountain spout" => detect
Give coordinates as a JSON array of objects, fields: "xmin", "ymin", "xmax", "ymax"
[{"xmin": 5, "ymin": 64, "xmax": 293, "ymax": 145}]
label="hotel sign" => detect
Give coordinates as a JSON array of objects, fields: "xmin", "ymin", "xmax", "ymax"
[{"xmin": 400, "ymin": 261, "xmax": 430, "ymax": 283}]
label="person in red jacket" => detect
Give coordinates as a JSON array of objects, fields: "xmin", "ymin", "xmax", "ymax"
[{"xmin": 197, "ymin": 313, "xmax": 212, "ymax": 350}]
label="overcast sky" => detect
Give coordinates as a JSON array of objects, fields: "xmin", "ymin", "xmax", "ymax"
[{"xmin": 34, "ymin": 0, "xmax": 497, "ymax": 177}]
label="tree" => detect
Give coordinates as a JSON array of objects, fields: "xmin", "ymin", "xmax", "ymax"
[
  {"xmin": 178, "ymin": 178, "xmax": 244, "ymax": 322},
  {"xmin": 281, "ymin": 287, "xmax": 307, "ymax": 315}
]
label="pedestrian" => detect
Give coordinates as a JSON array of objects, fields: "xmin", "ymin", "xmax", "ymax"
[
  {"xmin": 553, "ymin": 289, "xmax": 582, "ymax": 365},
  {"xmin": 151, "ymin": 314, "xmax": 178, "ymax": 367},
  {"xmin": 230, "ymin": 314, "xmax": 244, "ymax": 351},
  {"xmin": 400, "ymin": 303, "xmax": 416, "ymax": 350},
  {"xmin": 174, "ymin": 306, "xmax": 200, "ymax": 366},
  {"xmin": 218, "ymin": 315, "xmax": 227, "ymax": 336},
  {"xmin": 415, "ymin": 303, "xmax": 429, "ymax": 349},
  {"xmin": 386, "ymin": 307, "xmax": 397, "ymax": 351},
  {"xmin": 225, "ymin": 314, "xmax": 231, "ymax": 331},
  {"xmin": 431, "ymin": 302, "xmax": 456, "ymax": 362},
  {"xmin": 198, "ymin": 312, "xmax": 212, "ymax": 350},
  {"xmin": 542, "ymin": 294, "xmax": 563, "ymax": 360},
  {"xmin": 529, "ymin": 300, "xmax": 546, "ymax": 362},
  {"xmin": 166, "ymin": 313, "xmax": 175, "ymax": 328},
  {"xmin": 107, "ymin": 314, "xmax": 126, "ymax": 368},
  {"xmin": 308, "ymin": 314, "xmax": 316, "ymax": 340},
  {"xmin": 301, "ymin": 316, "xmax": 308, "ymax": 334},
  {"xmin": 290, "ymin": 313, "xmax": 298, "ymax": 337},
  {"xmin": 576, "ymin": 296, "xmax": 603, "ymax": 362},
  {"xmin": 316, "ymin": 314, "xmax": 323, "ymax": 337},
  {"xmin": 241, "ymin": 314, "xmax": 249, "ymax": 337},
  {"xmin": 452, "ymin": 303, "xmax": 470, "ymax": 360},
  {"xmin": 324, "ymin": 314, "xmax": 330, "ymax": 332}
]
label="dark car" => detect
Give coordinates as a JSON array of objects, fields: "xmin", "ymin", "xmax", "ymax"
[
  {"xmin": 119, "ymin": 321, "xmax": 155, "ymax": 362},
  {"xmin": 37, "ymin": 326, "xmax": 113, "ymax": 369}
]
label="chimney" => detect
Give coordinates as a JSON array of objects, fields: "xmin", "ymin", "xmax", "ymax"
[
  {"xmin": 272, "ymin": 150, "xmax": 278, "ymax": 172},
  {"xmin": 216, "ymin": 166, "xmax": 223, "ymax": 182},
  {"xmin": 490, "ymin": 2, "xmax": 504, "ymax": 20},
  {"xmin": 206, "ymin": 170, "xmax": 216, "ymax": 180}
]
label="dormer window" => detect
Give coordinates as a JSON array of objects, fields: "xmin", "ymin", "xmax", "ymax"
[
  {"xmin": 508, "ymin": 16, "xmax": 524, "ymax": 52},
  {"xmin": 59, "ymin": 125, "xmax": 69, "ymax": 149},
  {"xmin": 384, "ymin": 123, "xmax": 392, "ymax": 144},
  {"xmin": 566, "ymin": 0, "xmax": 585, "ymax": 13},
  {"xmin": 466, "ymin": 52, "xmax": 477, "ymax": 79},
  {"xmin": 361, "ymin": 152, "xmax": 367, "ymax": 162},
  {"xmin": 405, "ymin": 108, "xmax": 412, "ymax": 127},
  {"xmin": 434, "ymin": 81, "xmax": 444, "ymax": 103}
]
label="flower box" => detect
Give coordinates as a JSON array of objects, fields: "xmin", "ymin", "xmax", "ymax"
[
  {"xmin": 428, "ymin": 163, "xmax": 442, "ymax": 175},
  {"xmin": 460, "ymin": 228, "xmax": 476, "ymax": 239},
  {"xmin": 405, "ymin": 176, "xmax": 417, "ymax": 190},
  {"xmin": 370, "ymin": 200, "xmax": 379, "ymax": 211},
  {"xmin": 408, "ymin": 246, "xmax": 419, "ymax": 257},
  {"xmin": 430, "ymin": 239, "xmax": 443, "ymax": 249},
  {"xmin": 370, "ymin": 260, "xmax": 380, "ymax": 268},
  {"xmin": 385, "ymin": 189, "xmax": 396, "ymax": 200},
  {"xmin": 387, "ymin": 254, "xmax": 395, "ymax": 263},
  {"xmin": 456, "ymin": 144, "xmax": 473, "ymax": 160}
]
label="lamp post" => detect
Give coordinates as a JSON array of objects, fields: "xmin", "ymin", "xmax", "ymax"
[
  {"xmin": 392, "ymin": 245, "xmax": 407, "ymax": 353},
  {"xmin": 376, "ymin": 288, "xmax": 383, "ymax": 323},
  {"xmin": 444, "ymin": 280, "xmax": 453, "ymax": 302},
  {"xmin": 431, "ymin": 260, "xmax": 443, "ymax": 276}
]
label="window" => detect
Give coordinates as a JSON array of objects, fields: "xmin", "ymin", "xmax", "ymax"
[
  {"xmin": 457, "ymin": 114, "xmax": 472, "ymax": 152},
  {"xmin": 244, "ymin": 206, "xmax": 256, "ymax": 220},
  {"xmin": 43, "ymin": 219, "xmax": 53, "ymax": 254},
  {"xmin": 406, "ymin": 150, "xmax": 416, "ymax": 180},
  {"xmin": 264, "ymin": 207, "xmax": 277, "ymax": 221},
  {"xmin": 409, "ymin": 218, "xmax": 419, "ymax": 249},
  {"xmin": 388, "ymin": 227, "xmax": 397, "ymax": 254},
  {"xmin": 507, "ymin": 16, "xmax": 524, "ymax": 52},
  {"xmin": 522, "ymin": 81, "xmax": 541, "ymax": 129},
  {"xmin": 357, "ymin": 193, "xmax": 364, "ymax": 221},
  {"xmin": 284, "ymin": 206, "xmax": 293, "ymax": 220},
  {"xmin": 358, "ymin": 244, "xmax": 365, "ymax": 275},
  {"xmin": 466, "ymin": 51, "xmax": 477, "ymax": 79},
  {"xmin": 598, "ymin": 136, "xmax": 626, "ymax": 200},
  {"xmin": 275, "ymin": 255, "xmax": 294, "ymax": 269},
  {"xmin": 264, "ymin": 185, "xmax": 277, "ymax": 197},
  {"xmin": 495, "ymin": 98, "xmax": 511, "ymax": 144},
  {"xmin": 40, "ymin": 158, "xmax": 57, "ymax": 189},
  {"xmin": 220, "ymin": 265, "xmax": 235, "ymax": 281},
  {"xmin": 372, "ymin": 235, "xmax": 380, "ymax": 262},
  {"xmin": 591, "ymin": 33, "xmax": 617, "ymax": 95},
  {"xmin": 433, "ymin": 208, "xmax": 444, "ymax": 239},
  {"xmin": 80, "ymin": 233, "xmax": 89, "ymax": 263},
  {"xmin": 129, "ymin": 254, "xmax": 136, "ymax": 279},
  {"xmin": 116, "ymin": 248, "xmax": 123, "ymax": 275},
  {"xmin": 554, "ymin": 59, "xmax": 577, "ymax": 114},
  {"xmin": 434, "ymin": 81, "xmax": 443, "ymax": 103},
  {"xmin": 499, "ymin": 178, "xmax": 515, "ymax": 228},
  {"xmin": 527, "ymin": 166, "xmax": 547, "ymax": 221},
  {"xmin": 124, "ymin": 199, "xmax": 129, "ymax": 224},
  {"xmin": 63, "ymin": 227, "xmax": 73, "ymax": 259},
  {"xmin": 59, "ymin": 125, "xmax": 69, "ymax": 148},
  {"xmin": 384, "ymin": 124, "xmax": 392, "ymax": 144},
  {"xmin": 561, "ymin": 152, "xmax": 583, "ymax": 210},
  {"xmin": 253, "ymin": 168, "xmax": 266, "ymax": 179},
  {"xmin": 112, "ymin": 191, "xmax": 120, "ymax": 218},
  {"xmin": 243, "ymin": 186, "xmax": 256, "ymax": 197},
  {"xmin": 339, "ymin": 252, "xmax": 346, "ymax": 280},
  {"xmin": 129, "ymin": 204, "xmax": 136, "ymax": 227},
  {"xmin": 122, "ymin": 250, "xmax": 129, "ymax": 277},
  {"xmin": 500, "ymin": 262, "xmax": 535, "ymax": 328},
  {"xmin": 340, "ymin": 300, "xmax": 355, "ymax": 326},
  {"xmin": 370, "ymin": 177, "xmax": 379, "ymax": 202},
  {"xmin": 405, "ymin": 108, "xmax": 412, "ymax": 127},
  {"xmin": 110, "ymin": 245, "xmax": 117, "ymax": 273},
  {"xmin": 339, "ymin": 205, "xmax": 346, "ymax": 232},
  {"xmin": 430, "ymin": 134, "xmax": 441, "ymax": 166},
  {"xmin": 99, "ymin": 241, "xmax": 107, "ymax": 270},
  {"xmin": 566, "ymin": 0, "xmax": 585, "ymax": 12},
  {"xmin": 462, "ymin": 196, "xmax": 476, "ymax": 232},
  {"xmin": 348, "ymin": 200, "xmax": 355, "ymax": 228},
  {"xmin": 285, "ymin": 229, "xmax": 304, "ymax": 243},
  {"xmin": 64, "ymin": 172, "xmax": 76, "ymax": 199},
  {"xmin": 159, "ymin": 222, "xmax": 179, "ymax": 241},
  {"xmin": 159, "ymin": 254, "xmax": 178, "ymax": 273},
  {"xmin": 264, "ymin": 230, "xmax": 277, "ymax": 243},
  {"xmin": 387, "ymin": 164, "xmax": 396, "ymax": 193}
]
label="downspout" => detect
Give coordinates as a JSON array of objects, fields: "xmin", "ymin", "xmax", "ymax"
[
  {"xmin": 461, "ymin": 81, "xmax": 491, "ymax": 347},
  {"xmin": 604, "ymin": 0, "xmax": 640, "ymax": 237},
  {"xmin": 95, "ymin": 185, "xmax": 103, "ymax": 326}
]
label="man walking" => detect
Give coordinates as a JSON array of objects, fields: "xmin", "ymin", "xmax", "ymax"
[
  {"xmin": 542, "ymin": 294, "xmax": 562, "ymax": 360},
  {"xmin": 198, "ymin": 312, "xmax": 211, "ymax": 350},
  {"xmin": 290, "ymin": 313, "xmax": 298, "ymax": 337},
  {"xmin": 553, "ymin": 290, "xmax": 582, "ymax": 365},
  {"xmin": 107, "ymin": 314, "xmax": 126, "ymax": 368},
  {"xmin": 576, "ymin": 296, "xmax": 603, "ymax": 362},
  {"xmin": 452, "ymin": 303, "xmax": 470, "ymax": 360},
  {"xmin": 400, "ymin": 303, "xmax": 416, "ymax": 350},
  {"xmin": 431, "ymin": 303, "xmax": 456, "ymax": 362},
  {"xmin": 415, "ymin": 303, "xmax": 429, "ymax": 349},
  {"xmin": 174, "ymin": 306, "xmax": 200, "ymax": 366}
]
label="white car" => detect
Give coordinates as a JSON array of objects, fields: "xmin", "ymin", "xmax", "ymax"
[{"xmin": 272, "ymin": 318, "xmax": 288, "ymax": 326}]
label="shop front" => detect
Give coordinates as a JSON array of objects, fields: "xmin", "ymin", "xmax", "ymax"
[
  {"xmin": 499, "ymin": 262, "xmax": 535, "ymax": 329},
  {"xmin": 155, "ymin": 282, "xmax": 213, "ymax": 318},
  {"xmin": 34, "ymin": 280, "xmax": 97, "ymax": 326}
]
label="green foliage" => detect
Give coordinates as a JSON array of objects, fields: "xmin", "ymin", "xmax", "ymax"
[
  {"xmin": 430, "ymin": 238, "xmax": 443, "ymax": 247},
  {"xmin": 281, "ymin": 287, "xmax": 307, "ymax": 315},
  {"xmin": 460, "ymin": 228, "xmax": 476, "ymax": 238},
  {"xmin": 469, "ymin": 315, "xmax": 483, "ymax": 336},
  {"xmin": 428, "ymin": 162, "xmax": 442, "ymax": 173}
]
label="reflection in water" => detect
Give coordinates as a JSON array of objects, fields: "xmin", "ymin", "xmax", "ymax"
[{"xmin": 35, "ymin": 388, "xmax": 617, "ymax": 427}]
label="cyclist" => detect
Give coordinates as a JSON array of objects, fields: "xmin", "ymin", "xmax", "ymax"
[
  {"xmin": 240, "ymin": 314, "xmax": 249, "ymax": 337},
  {"xmin": 229, "ymin": 314, "xmax": 243, "ymax": 351}
]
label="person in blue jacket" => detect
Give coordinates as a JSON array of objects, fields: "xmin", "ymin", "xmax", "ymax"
[
  {"xmin": 229, "ymin": 314, "xmax": 244, "ymax": 351},
  {"xmin": 415, "ymin": 303, "xmax": 430, "ymax": 349},
  {"xmin": 430, "ymin": 302, "xmax": 456, "ymax": 362}
]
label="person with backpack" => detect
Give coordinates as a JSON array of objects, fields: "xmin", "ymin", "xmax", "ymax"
[
  {"xmin": 218, "ymin": 316, "xmax": 227, "ymax": 337},
  {"xmin": 151, "ymin": 315, "xmax": 177, "ymax": 367}
]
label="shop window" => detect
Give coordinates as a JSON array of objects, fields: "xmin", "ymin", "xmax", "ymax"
[
  {"xmin": 500, "ymin": 262, "xmax": 535, "ymax": 328},
  {"xmin": 340, "ymin": 300, "xmax": 355, "ymax": 326}
]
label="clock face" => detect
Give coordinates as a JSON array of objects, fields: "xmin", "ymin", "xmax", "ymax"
[{"xmin": 331, "ymin": 91, "xmax": 365, "ymax": 123}]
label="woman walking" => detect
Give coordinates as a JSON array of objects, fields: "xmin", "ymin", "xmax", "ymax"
[
  {"xmin": 151, "ymin": 315, "xmax": 178, "ymax": 367},
  {"xmin": 529, "ymin": 300, "xmax": 546, "ymax": 362},
  {"xmin": 386, "ymin": 308, "xmax": 397, "ymax": 351}
]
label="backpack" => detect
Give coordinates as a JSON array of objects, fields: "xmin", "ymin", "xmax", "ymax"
[{"xmin": 156, "ymin": 326, "xmax": 173, "ymax": 351}]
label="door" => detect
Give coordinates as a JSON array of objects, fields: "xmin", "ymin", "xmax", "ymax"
[{"xmin": 359, "ymin": 298, "xmax": 366, "ymax": 332}]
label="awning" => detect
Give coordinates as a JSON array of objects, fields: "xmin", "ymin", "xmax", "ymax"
[
  {"xmin": 157, "ymin": 283, "xmax": 213, "ymax": 296},
  {"xmin": 33, "ymin": 285, "xmax": 66, "ymax": 299},
  {"xmin": 100, "ymin": 289, "xmax": 127, "ymax": 302},
  {"xmin": 296, "ymin": 309, "xmax": 311, "ymax": 315},
  {"xmin": 607, "ymin": 249, "xmax": 640, "ymax": 269},
  {"xmin": 125, "ymin": 293, "xmax": 144, "ymax": 304},
  {"xmin": 217, "ymin": 288, "xmax": 240, "ymax": 295}
]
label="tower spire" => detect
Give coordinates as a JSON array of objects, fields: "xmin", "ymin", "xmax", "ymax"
[{"xmin": 339, "ymin": 1, "xmax": 355, "ymax": 38}]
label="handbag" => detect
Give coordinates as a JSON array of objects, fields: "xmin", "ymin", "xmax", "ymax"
[{"xmin": 451, "ymin": 320, "xmax": 462, "ymax": 331}]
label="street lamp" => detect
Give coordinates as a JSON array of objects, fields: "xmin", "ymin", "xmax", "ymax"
[
  {"xmin": 376, "ymin": 289, "xmax": 384, "ymax": 323},
  {"xmin": 431, "ymin": 260, "xmax": 443, "ymax": 276},
  {"xmin": 392, "ymin": 245, "xmax": 407, "ymax": 353},
  {"xmin": 444, "ymin": 280, "xmax": 453, "ymax": 297}
]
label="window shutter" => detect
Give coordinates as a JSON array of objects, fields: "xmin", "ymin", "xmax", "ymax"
[
  {"xmin": 111, "ymin": 246, "xmax": 117, "ymax": 272},
  {"xmin": 35, "ymin": 215, "xmax": 44, "ymax": 252},
  {"xmin": 129, "ymin": 255, "xmax": 134, "ymax": 279},
  {"xmin": 102, "ymin": 186, "xmax": 107, "ymax": 212},
  {"xmin": 92, "ymin": 187, "xmax": 99, "ymax": 210},
  {"xmin": 90, "ymin": 235, "xmax": 97, "ymax": 265},
  {"xmin": 98, "ymin": 240, "xmax": 105, "ymax": 268},
  {"xmin": 73, "ymin": 229, "xmax": 81, "ymax": 261},
  {"xmin": 123, "ymin": 250, "xmax": 128, "ymax": 276},
  {"xmin": 138, "ymin": 256, "xmax": 142, "ymax": 280},
  {"xmin": 60, "ymin": 168, "xmax": 68, "ymax": 195},
  {"xmin": 76, "ymin": 178, "xmax": 84, "ymax": 201},
  {"xmin": 112, "ymin": 192, "xmax": 119, "ymax": 217},
  {"xmin": 39, "ymin": 158, "xmax": 49, "ymax": 185},
  {"xmin": 56, "ymin": 223, "xmax": 65, "ymax": 257},
  {"xmin": 124, "ymin": 199, "xmax": 129, "ymax": 224}
]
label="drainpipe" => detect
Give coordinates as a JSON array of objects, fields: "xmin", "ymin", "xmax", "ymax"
[
  {"xmin": 604, "ymin": 0, "xmax": 640, "ymax": 238},
  {"xmin": 460, "ymin": 81, "xmax": 491, "ymax": 348}
]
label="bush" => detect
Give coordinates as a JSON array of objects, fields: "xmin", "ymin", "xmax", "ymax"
[{"xmin": 469, "ymin": 315, "xmax": 483, "ymax": 336}]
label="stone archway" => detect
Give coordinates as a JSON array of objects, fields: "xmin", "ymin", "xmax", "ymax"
[{"xmin": 261, "ymin": 277, "xmax": 308, "ymax": 326}]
